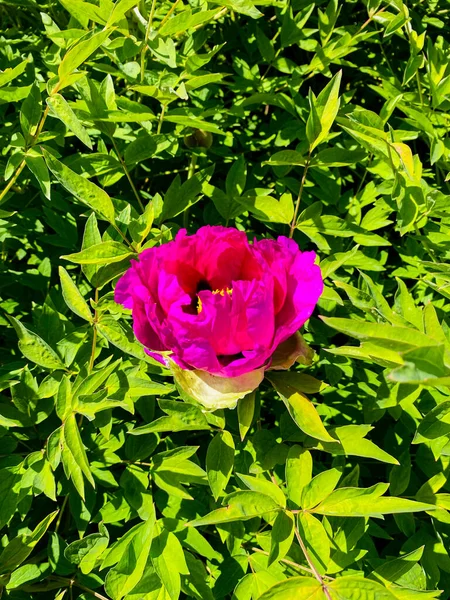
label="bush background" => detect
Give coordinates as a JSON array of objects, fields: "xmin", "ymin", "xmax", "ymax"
[{"xmin": 1, "ymin": 0, "xmax": 450, "ymax": 598}]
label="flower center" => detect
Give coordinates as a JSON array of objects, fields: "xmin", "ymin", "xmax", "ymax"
[{"xmin": 195, "ymin": 281, "xmax": 233, "ymax": 314}]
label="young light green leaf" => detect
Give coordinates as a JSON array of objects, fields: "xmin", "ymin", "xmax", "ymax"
[{"xmin": 59, "ymin": 266, "xmax": 93, "ymax": 322}]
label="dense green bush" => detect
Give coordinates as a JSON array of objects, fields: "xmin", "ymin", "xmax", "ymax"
[{"xmin": 1, "ymin": 0, "xmax": 450, "ymax": 598}]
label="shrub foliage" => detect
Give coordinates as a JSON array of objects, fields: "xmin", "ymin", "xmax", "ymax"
[{"xmin": 1, "ymin": 0, "xmax": 450, "ymax": 598}]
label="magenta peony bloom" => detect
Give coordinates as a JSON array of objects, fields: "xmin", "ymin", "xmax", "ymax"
[{"xmin": 115, "ymin": 226, "xmax": 323, "ymax": 409}]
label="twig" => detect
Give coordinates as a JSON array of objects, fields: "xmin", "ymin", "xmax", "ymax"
[
  {"xmin": 156, "ymin": 103, "xmax": 166, "ymax": 135},
  {"xmin": 294, "ymin": 526, "xmax": 332, "ymax": 600},
  {"xmin": 51, "ymin": 577, "xmax": 110, "ymax": 600},
  {"xmin": 54, "ymin": 496, "xmax": 69, "ymax": 534},
  {"xmin": 88, "ymin": 288, "xmax": 99, "ymax": 373}
]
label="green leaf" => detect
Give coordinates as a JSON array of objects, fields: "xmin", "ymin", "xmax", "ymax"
[
  {"xmin": 187, "ymin": 491, "xmax": 280, "ymax": 527},
  {"xmin": 8, "ymin": 316, "xmax": 66, "ymax": 370},
  {"xmin": 206, "ymin": 431, "xmax": 235, "ymax": 501},
  {"xmin": 286, "ymin": 446, "xmax": 312, "ymax": 509},
  {"xmin": 297, "ymin": 512, "xmax": 330, "ymax": 574},
  {"xmin": 307, "ymin": 71, "xmax": 342, "ymax": 151},
  {"xmin": 151, "ymin": 525, "xmax": 188, "ymax": 599},
  {"xmin": 56, "ymin": 375, "xmax": 72, "ymax": 421},
  {"xmin": 105, "ymin": 504, "xmax": 156, "ymax": 600},
  {"xmin": 62, "ymin": 241, "xmax": 134, "ymax": 265},
  {"xmin": 312, "ymin": 484, "xmax": 436, "ymax": 517},
  {"xmin": 20, "ymin": 82, "xmax": 41, "ymax": 143},
  {"xmin": 267, "ymin": 373, "xmax": 335, "ymax": 442},
  {"xmin": 328, "ymin": 576, "xmax": 398, "ymax": 599},
  {"xmin": 42, "ymin": 148, "xmax": 116, "ymax": 223},
  {"xmin": 236, "ymin": 473, "xmax": 286, "ymax": 507},
  {"xmin": 257, "ymin": 577, "xmax": 323, "ymax": 599},
  {"xmin": 202, "ymin": 0, "xmax": 262, "ymax": 18},
  {"xmin": 268, "ymin": 510, "xmax": 294, "ymax": 566},
  {"xmin": 58, "ymin": 28, "xmax": 112, "ymax": 83},
  {"xmin": 131, "ymin": 399, "xmax": 210, "ymax": 435},
  {"xmin": 0, "ymin": 59, "xmax": 29, "ymax": 87},
  {"xmin": 47, "ymin": 93, "xmax": 92, "ymax": 149},
  {"xmin": 96, "ymin": 316, "xmax": 149, "ymax": 361},
  {"xmin": 106, "ymin": 0, "xmax": 140, "ymax": 26},
  {"xmin": 301, "ymin": 468, "xmax": 342, "ymax": 510},
  {"xmin": 0, "ymin": 511, "xmax": 57, "ymax": 574},
  {"xmin": 63, "ymin": 414, "xmax": 95, "ymax": 496},
  {"xmin": 59, "ymin": 266, "xmax": 93, "ymax": 321},
  {"xmin": 237, "ymin": 392, "xmax": 255, "ymax": 441},
  {"xmin": 24, "ymin": 151, "xmax": 51, "ymax": 200}
]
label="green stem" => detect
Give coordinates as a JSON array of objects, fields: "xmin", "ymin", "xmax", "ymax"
[
  {"xmin": 140, "ymin": 0, "xmax": 157, "ymax": 83},
  {"xmin": 110, "ymin": 135, "xmax": 144, "ymax": 212},
  {"xmin": 294, "ymin": 526, "xmax": 332, "ymax": 600},
  {"xmin": 88, "ymin": 288, "xmax": 99, "ymax": 373},
  {"xmin": 183, "ymin": 154, "xmax": 197, "ymax": 229},
  {"xmin": 54, "ymin": 495, "xmax": 69, "ymax": 534},
  {"xmin": 0, "ymin": 102, "xmax": 52, "ymax": 204},
  {"xmin": 51, "ymin": 577, "xmax": 110, "ymax": 600},
  {"xmin": 159, "ymin": 0, "xmax": 181, "ymax": 29},
  {"xmin": 156, "ymin": 103, "xmax": 166, "ymax": 135},
  {"xmin": 289, "ymin": 153, "xmax": 311, "ymax": 238}
]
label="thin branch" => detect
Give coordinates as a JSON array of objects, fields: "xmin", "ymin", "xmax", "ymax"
[
  {"xmin": 88, "ymin": 288, "xmax": 99, "ymax": 373},
  {"xmin": 294, "ymin": 526, "xmax": 332, "ymax": 600}
]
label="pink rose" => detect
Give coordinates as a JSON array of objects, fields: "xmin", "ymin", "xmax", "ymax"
[{"xmin": 115, "ymin": 226, "xmax": 323, "ymax": 409}]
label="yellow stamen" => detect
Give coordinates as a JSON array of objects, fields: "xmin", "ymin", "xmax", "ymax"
[{"xmin": 212, "ymin": 287, "xmax": 233, "ymax": 297}]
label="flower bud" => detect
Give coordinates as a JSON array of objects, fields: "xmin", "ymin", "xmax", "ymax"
[{"xmin": 184, "ymin": 129, "xmax": 213, "ymax": 150}]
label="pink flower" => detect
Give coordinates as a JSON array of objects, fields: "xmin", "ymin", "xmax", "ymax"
[{"xmin": 115, "ymin": 226, "xmax": 323, "ymax": 408}]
